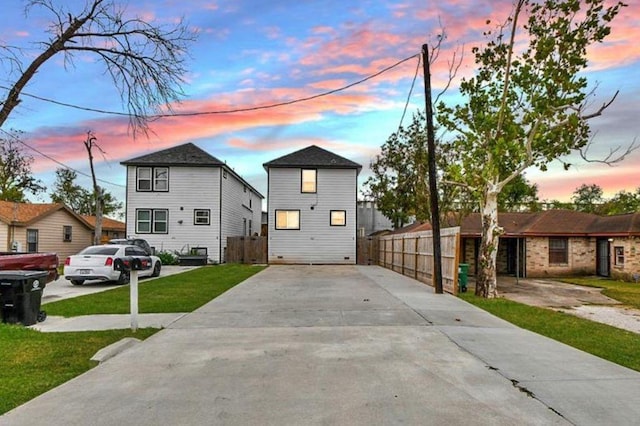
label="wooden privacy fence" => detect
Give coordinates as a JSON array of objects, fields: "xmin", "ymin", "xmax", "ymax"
[
  {"xmin": 226, "ymin": 236, "xmax": 267, "ymax": 264},
  {"xmin": 359, "ymin": 227, "xmax": 461, "ymax": 294}
]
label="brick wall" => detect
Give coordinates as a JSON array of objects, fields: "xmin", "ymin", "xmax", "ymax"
[
  {"xmin": 610, "ymin": 237, "xmax": 640, "ymax": 281},
  {"xmin": 525, "ymin": 236, "xmax": 596, "ymax": 277}
]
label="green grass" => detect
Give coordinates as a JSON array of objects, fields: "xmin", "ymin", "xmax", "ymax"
[
  {"xmin": 459, "ymin": 293, "xmax": 640, "ymax": 372},
  {"xmin": 0, "ymin": 325, "xmax": 158, "ymax": 415},
  {"xmin": 45, "ymin": 264, "xmax": 266, "ymax": 317},
  {"xmin": 0, "ymin": 264, "xmax": 265, "ymax": 414},
  {"xmin": 560, "ymin": 277, "xmax": 640, "ymax": 309}
]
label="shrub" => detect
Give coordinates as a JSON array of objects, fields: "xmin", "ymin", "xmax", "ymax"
[{"xmin": 156, "ymin": 250, "xmax": 178, "ymax": 265}]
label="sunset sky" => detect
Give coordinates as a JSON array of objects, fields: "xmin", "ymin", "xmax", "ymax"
[{"xmin": 1, "ymin": 0, "xmax": 638, "ymax": 214}]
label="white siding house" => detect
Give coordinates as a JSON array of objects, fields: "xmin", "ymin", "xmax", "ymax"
[
  {"xmin": 264, "ymin": 145, "xmax": 361, "ymax": 264},
  {"xmin": 121, "ymin": 143, "xmax": 263, "ymax": 263}
]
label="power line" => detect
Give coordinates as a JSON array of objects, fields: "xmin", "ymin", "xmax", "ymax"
[
  {"xmin": 396, "ymin": 52, "xmax": 422, "ymax": 134},
  {"xmin": 0, "ymin": 128, "xmax": 125, "ymax": 188},
  {"xmin": 0, "ymin": 54, "xmax": 420, "ymax": 118}
]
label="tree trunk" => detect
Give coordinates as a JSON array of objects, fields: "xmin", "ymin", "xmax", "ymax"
[{"xmin": 476, "ymin": 188, "xmax": 501, "ymax": 298}]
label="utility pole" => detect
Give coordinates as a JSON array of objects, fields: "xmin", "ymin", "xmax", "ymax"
[
  {"xmin": 422, "ymin": 44, "xmax": 443, "ymax": 294},
  {"xmin": 84, "ymin": 131, "xmax": 103, "ymax": 245}
]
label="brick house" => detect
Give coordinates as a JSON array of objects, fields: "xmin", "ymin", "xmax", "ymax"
[{"xmin": 458, "ymin": 210, "xmax": 640, "ymax": 280}]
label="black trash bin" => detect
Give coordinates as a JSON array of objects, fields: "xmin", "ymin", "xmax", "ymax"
[{"xmin": 0, "ymin": 270, "xmax": 48, "ymax": 326}]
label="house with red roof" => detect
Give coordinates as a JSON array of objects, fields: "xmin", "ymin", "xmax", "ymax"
[{"xmin": 457, "ymin": 210, "xmax": 640, "ymax": 281}]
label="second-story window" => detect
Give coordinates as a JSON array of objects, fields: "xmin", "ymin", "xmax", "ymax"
[
  {"xmin": 137, "ymin": 167, "xmax": 169, "ymax": 191},
  {"xmin": 301, "ymin": 169, "xmax": 316, "ymax": 193}
]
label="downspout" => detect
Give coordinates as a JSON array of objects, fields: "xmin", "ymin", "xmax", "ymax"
[{"xmin": 219, "ymin": 167, "xmax": 223, "ymax": 263}]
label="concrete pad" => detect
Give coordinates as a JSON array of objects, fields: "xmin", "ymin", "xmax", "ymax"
[
  {"xmin": 4, "ymin": 265, "xmax": 640, "ymax": 425},
  {"xmin": 2, "ymin": 326, "xmax": 566, "ymax": 425},
  {"xmin": 29, "ymin": 313, "xmax": 187, "ymax": 332}
]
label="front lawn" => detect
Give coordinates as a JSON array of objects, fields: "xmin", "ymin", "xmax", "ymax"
[
  {"xmin": 560, "ymin": 277, "xmax": 640, "ymax": 309},
  {"xmin": 45, "ymin": 264, "xmax": 266, "ymax": 317},
  {"xmin": 0, "ymin": 326, "xmax": 157, "ymax": 415},
  {"xmin": 459, "ymin": 293, "xmax": 640, "ymax": 372}
]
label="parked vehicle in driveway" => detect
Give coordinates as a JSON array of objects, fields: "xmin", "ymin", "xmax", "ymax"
[
  {"xmin": 0, "ymin": 252, "xmax": 59, "ymax": 284},
  {"xmin": 64, "ymin": 245, "xmax": 161, "ymax": 286},
  {"xmin": 107, "ymin": 238, "xmax": 154, "ymax": 255}
]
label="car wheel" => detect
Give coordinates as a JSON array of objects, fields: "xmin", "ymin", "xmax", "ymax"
[
  {"xmin": 117, "ymin": 271, "xmax": 130, "ymax": 285},
  {"xmin": 70, "ymin": 279, "xmax": 85, "ymax": 286},
  {"xmin": 152, "ymin": 261, "xmax": 161, "ymax": 277}
]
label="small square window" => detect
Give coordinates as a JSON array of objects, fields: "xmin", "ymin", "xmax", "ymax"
[
  {"xmin": 275, "ymin": 210, "xmax": 300, "ymax": 230},
  {"xmin": 330, "ymin": 210, "xmax": 346, "ymax": 226},
  {"xmin": 194, "ymin": 209, "xmax": 210, "ymax": 225},
  {"xmin": 614, "ymin": 246, "xmax": 625, "ymax": 265}
]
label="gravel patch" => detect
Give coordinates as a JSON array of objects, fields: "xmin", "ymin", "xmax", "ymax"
[{"xmin": 557, "ymin": 305, "xmax": 640, "ymax": 334}]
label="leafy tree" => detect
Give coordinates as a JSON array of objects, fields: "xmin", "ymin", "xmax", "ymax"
[
  {"xmin": 50, "ymin": 168, "xmax": 123, "ymax": 217},
  {"xmin": 437, "ymin": 0, "xmax": 626, "ymax": 297},
  {"xmin": 0, "ymin": 130, "xmax": 46, "ymax": 201},
  {"xmin": 0, "ymin": 0, "xmax": 195, "ymax": 134},
  {"xmin": 571, "ymin": 183, "xmax": 604, "ymax": 213},
  {"xmin": 366, "ymin": 111, "xmax": 474, "ymax": 228},
  {"xmin": 366, "ymin": 112, "xmax": 429, "ymax": 228},
  {"xmin": 498, "ymin": 175, "xmax": 540, "ymax": 212},
  {"xmin": 600, "ymin": 188, "xmax": 640, "ymax": 215}
]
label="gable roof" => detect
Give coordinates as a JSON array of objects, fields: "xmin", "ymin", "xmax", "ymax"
[
  {"xmin": 120, "ymin": 142, "xmax": 224, "ymax": 167},
  {"xmin": 263, "ymin": 145, "xmax": 362, "ymax": 172},
  {"xmin": 0, "ymin": 201, "xmax": 92, "ymax": 228},
  {"xmin": 82, "ymin": 215, "xmax": 126, "ymax": 232}
]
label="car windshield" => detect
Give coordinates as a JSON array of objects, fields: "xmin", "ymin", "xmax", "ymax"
[{"xmin": 80, "ymin": 246, "xmax": 119, "ymax": 255}]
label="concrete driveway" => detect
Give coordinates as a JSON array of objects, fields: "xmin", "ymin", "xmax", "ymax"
[{"xmin": 3, "ymin": 265, "xmax": 640, "ymax": 425}]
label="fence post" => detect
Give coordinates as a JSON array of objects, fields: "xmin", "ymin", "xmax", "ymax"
[{"xmin": 415, "ymin": 236, "xmax": 419, "ymax": 280}]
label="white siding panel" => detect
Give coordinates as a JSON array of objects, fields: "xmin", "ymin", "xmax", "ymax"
[
  {"xmin": 268, "ymin": 168, "xmax": 357, "ymax": 264},
  {"xmin": 221, "ymin": 170, "xmax": 263, "ymax": 261},
  {"xmin": 125, "ymin": 166, "xmax": 222, "ymax": 261},
  {"xmin": 0, "ymin": 223, "xmax": 9, "ymax": 251}
]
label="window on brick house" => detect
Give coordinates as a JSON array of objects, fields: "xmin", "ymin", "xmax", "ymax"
[
  {"xmin": 548, "ymin": 237, "xmax": 568, "ymax": 264},
  {"xmin": 614, "ymin": 246, "xmax": 624, "ymax": 265}
]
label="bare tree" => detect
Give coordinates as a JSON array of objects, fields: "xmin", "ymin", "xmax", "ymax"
[{"xmin": 0, "ymin": 0, "xmax": 195, "ymax": 134}]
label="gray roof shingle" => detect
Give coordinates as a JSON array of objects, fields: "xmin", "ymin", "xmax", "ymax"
[
  {"xmin": 121, "ymin": 142, "xmax": 224, "ymax": 166},
  {"xmin": 263, "ymin": 145, "xmax": 362, "ymax": 171}
]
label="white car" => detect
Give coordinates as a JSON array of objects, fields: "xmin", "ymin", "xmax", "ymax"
[{"xmin": 64, "ymin": 244, "xmax": 161, "ymax": 286}]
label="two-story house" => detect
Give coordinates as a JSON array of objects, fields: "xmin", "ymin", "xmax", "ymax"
[
  {"xmin": 263, "ymin": 145, "xmax": 361, "ymax": 264},
  {"xmin": 121, "ymin": 143, "xmax": 263, "ymax": 263}
]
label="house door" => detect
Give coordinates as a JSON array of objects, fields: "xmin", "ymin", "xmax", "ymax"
[
  {"xmin": 596, "ymin": 238, "xmax": 610, "ymax": 277},
  {"xmin": 506, "ymin": 238, "xmax": 526, "ymax": 277}
]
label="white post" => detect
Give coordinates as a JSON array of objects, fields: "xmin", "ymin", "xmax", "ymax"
[{"xmin": 130, "ymin": 270, "xmax": 139, "ymax": 332}]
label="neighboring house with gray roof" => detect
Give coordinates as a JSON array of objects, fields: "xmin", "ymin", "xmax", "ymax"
[
  {"xmin": 121, "ymin": 142, "xmax": 263, "ymax": 263},
  {"xmin": 263, "ymin": 145, "xmax": 361, "ymax": 264}
]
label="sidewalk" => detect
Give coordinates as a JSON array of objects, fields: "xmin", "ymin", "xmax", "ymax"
[{"xmin": 3, "ymin": 265, "xmax": 640, "ymax": 425}]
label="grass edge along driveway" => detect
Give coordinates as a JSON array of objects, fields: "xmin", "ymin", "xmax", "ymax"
[
  {"xmin": 460, "ymin": 288, "xmax": 640, "ymax": 373},
  {"xmin": 0, "ymin": 264, "xmax": 265, "ymax": 415}
]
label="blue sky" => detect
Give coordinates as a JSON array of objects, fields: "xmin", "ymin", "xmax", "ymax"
[{"xmin": 1, "ymin": 0, "xmax": 638, "ymax": 213}]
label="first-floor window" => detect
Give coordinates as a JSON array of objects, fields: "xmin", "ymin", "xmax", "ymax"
[
  {"xmin": 614, "ymin": 246, "xmax": 625, "ymax": 265},
  {"xmin": 136, "ymin": 209, "xmax": 169, "ymax": 234},
  {"xmin": 63, "ymin": 225, "xmax": 72, "ymax": 242},
  {"xmin": 548, "ymin": 237, "xmax": 568, "ymax": 264},
  {"xmin": 27, "ymin": 229, "xmax": 38, "ymax": 252},
  {"xmin": 275, "ymin": 210, "xmax": 300, "ymax": 230},
  {"xmin": 330, "ymin": 210, "xmax": 346, "ymax": 226},
  {"xmin": 194, "ymin": 209, "xmax": 210, "ymax": 225}
]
